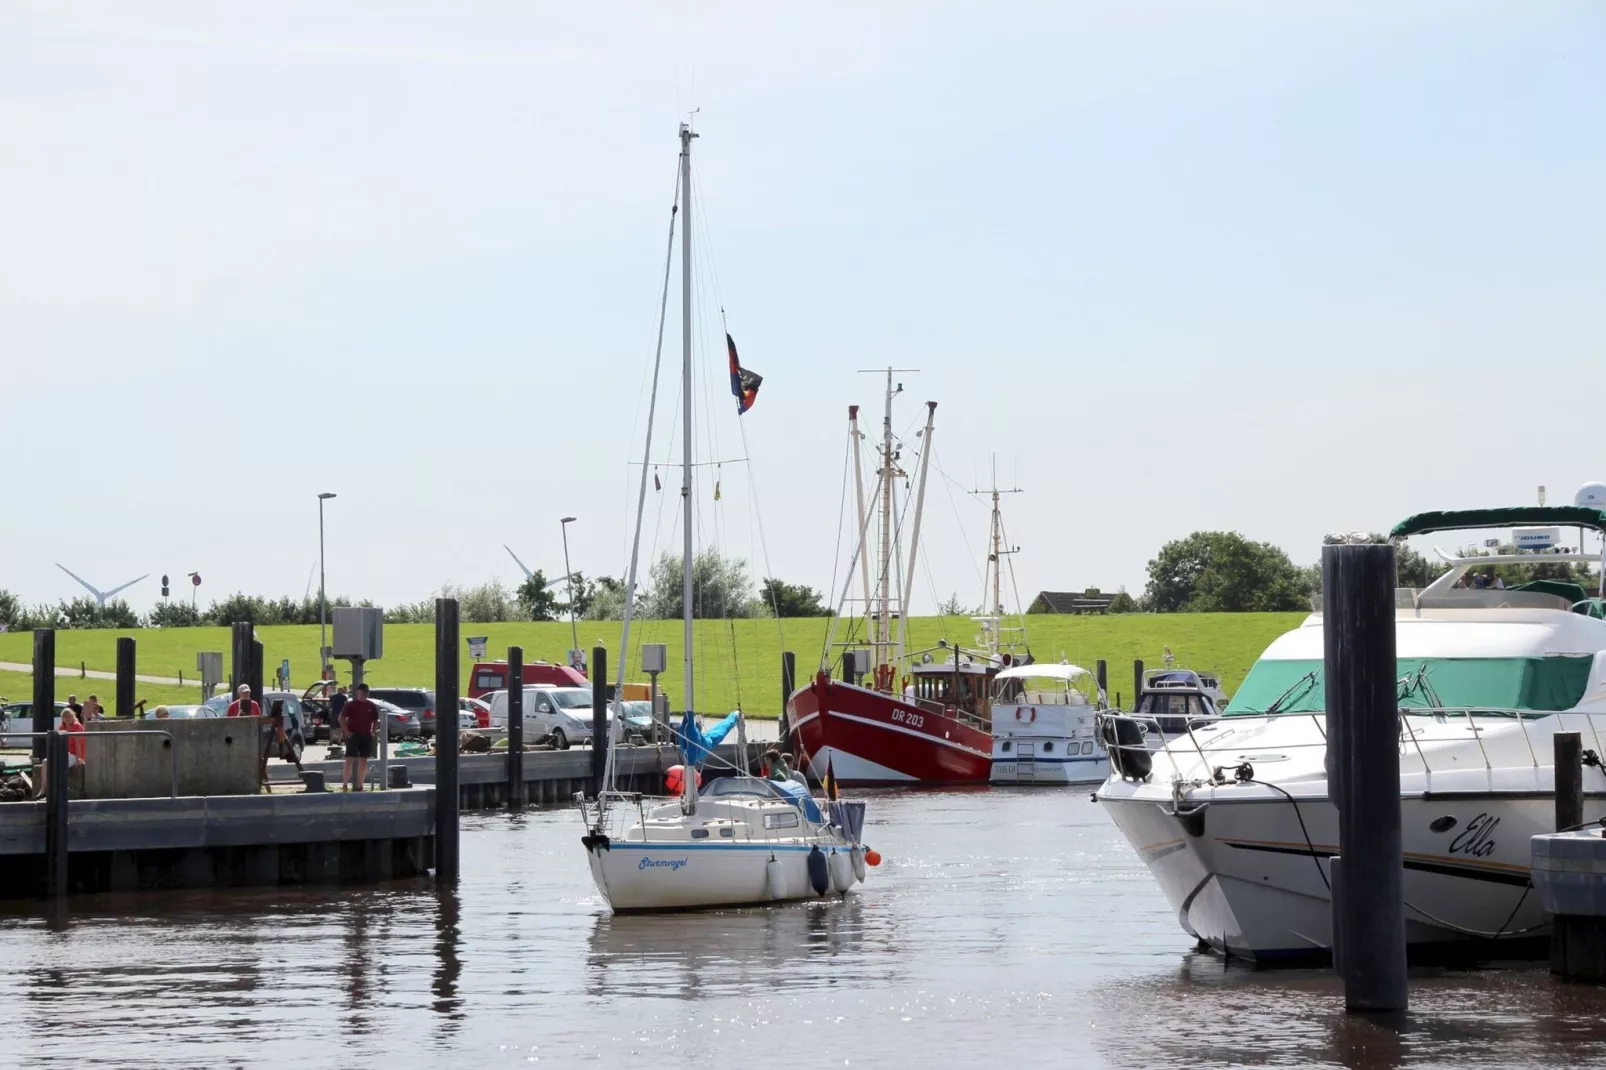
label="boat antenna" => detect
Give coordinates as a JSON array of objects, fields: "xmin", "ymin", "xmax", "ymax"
[{"xmin": 679, "ymin": 120, "xmax": 698, "ymax": 814}]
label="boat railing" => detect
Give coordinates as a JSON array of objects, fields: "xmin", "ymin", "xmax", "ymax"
[{"xmin": 1105, "ymin": 706, "xmax": 1606, "ymax": 792}]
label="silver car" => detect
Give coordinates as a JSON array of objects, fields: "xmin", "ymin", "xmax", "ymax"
[{"xmin": 487, "ymin": 686, "xmax": 601, "ymax": 749}]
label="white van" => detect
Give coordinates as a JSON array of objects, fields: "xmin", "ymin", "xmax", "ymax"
[{"xmin": 486, "ymin": 686, "xmax": 604, "ymax": 749}]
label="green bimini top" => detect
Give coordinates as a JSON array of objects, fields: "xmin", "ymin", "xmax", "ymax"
[
  {"xmin": 1226, "ymin": 655, "xmax": 1596, "ymax": 717},
  {"xmin": 1390, "ymin": 506, "xmax": 1606, "ymax": 540}
]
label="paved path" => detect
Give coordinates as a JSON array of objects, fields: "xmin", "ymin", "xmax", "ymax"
[{"xmin": 0, "ymin": 661, "xmax": 187, "ymax": 687}]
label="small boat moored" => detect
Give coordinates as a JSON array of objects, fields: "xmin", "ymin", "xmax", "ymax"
[{"xmin": 990, "ymin": 662, "xmax": 1110, "ymax": 785}]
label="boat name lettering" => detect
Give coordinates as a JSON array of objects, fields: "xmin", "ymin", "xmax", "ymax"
[
  {"xmin": 1448, "ymin": 813, "xmax": 1499, "ymax": 858},
  {"xmin": 890, "ymin": 709, "xmax": 925, "ymax": 729},
  {"xmin": 638, "ymin": 857, "xmax": 689, "ymax": 871}
]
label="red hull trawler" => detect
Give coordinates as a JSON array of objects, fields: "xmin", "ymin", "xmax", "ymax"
[
  {"xmin": 786, "ymin": 373, "xmax": 1025, "ymax": 786},
  {"xmin": 789, "ymin": 669, "xmax": 994, "ymax": 785}
]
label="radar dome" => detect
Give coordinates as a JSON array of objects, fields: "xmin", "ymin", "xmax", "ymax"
[{"xmin": 1575, "ymin": 482, "xmax": 1606, "ymax": 509}]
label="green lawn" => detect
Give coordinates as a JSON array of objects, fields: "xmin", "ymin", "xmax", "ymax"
[
  {"xmin": 0, "ymin": 669, "xmax": 200, "ymax": 710},
  {"xmin": 0, "ymin": 613, "xmax": 1305, "ymax": 715}
]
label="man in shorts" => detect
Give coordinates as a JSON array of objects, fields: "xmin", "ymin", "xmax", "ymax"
[{"xmin": 340, "ymin": 683, "xmax": 380, "ymax": 792}]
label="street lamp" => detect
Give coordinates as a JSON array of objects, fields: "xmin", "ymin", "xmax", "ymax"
[
  {"xmin": 318, "ymin": 492, "xmax": 338, "ymax": 678},
  {"xmin": 560, "ymin": 515, "xmax": 580, "ymax": 667}
]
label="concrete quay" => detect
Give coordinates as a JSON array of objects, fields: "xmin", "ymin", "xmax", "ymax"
[{"xmin": 1, "ymin": 787, "xmax": 435, "ymax": 898}]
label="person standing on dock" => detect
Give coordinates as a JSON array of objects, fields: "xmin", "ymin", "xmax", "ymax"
[
  {"xmin": 226, "ymin": 684, "xmax": 261, "ymax": 719},
  {"xmin": 340, "ymin": 683, "xmax": 380, "ymax": 792},
  {"xmin": 328, "ymin": 684, "xmax": 348, "ymax": 747},
  {"xmin": 82, "ymin": 694, "xmax": 104, "ymax": 721}
]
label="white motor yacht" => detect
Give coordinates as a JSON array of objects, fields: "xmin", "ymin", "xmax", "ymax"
[
  {"xmin": 1097, "ymin": 505, "xmax": 1606, "ymax": 961},
  {"xmin": 990, "ymin": 662, "xmax": 1110, "ymax": 785}
]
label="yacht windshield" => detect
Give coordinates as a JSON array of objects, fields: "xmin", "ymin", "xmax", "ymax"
[{"xmin": 1227, "ymin": 656, "xmax": 1595, "ymax": 715}]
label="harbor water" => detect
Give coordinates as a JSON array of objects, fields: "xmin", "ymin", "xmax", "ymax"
[{"xmin": 7, "ymin": 789, "xmax": 1606, "ymax": 1068}]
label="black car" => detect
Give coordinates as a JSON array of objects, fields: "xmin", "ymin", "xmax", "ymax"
[{"xmin": 367, "ymin": 687, "xmax": 437, "ymax": 738}]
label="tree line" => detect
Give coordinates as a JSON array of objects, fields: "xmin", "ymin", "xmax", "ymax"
[{"xmin": 9, "ymin": 532, "xmax": 1592, "ymax": 631}]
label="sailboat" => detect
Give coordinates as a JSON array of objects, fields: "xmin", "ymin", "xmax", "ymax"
[{"xmin": 579, "ymin": 123, "xmax": 871, "ymax": 912}]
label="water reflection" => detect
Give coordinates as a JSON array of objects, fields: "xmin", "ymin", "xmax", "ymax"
[
  {"xmin": 585, "ymin": 895, "xmax": 895, "ymax": 999},
  {"xmin": 432, "ymin": 886, "xmax": 463, "ymax": 1029}
]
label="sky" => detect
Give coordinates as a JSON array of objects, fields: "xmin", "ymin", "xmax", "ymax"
[{"xmin": 3, "ymin": 2, "xmax": 1604, "ymax": 618}]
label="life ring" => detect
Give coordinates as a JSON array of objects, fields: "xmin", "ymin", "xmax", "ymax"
[
  {"xmin": 1028, "ymin": 707, "xmax": 1037, "ymax": 723},
  {"xmin": 1014, "ymin": 707, "xmax": 1038, "ymax": 723},
  {"xmin": 1015, "ymin": 708, "xmax": 1023, "ymax": 722}
]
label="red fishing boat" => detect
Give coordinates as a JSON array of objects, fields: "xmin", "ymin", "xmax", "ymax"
[{"xmin": 785, "ymin": 374, "xmax": 1028, "ymax": 786}]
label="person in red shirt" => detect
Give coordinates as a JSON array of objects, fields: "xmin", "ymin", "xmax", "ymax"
[
  {"xmin": 226, "ymin": 684, "xmax": 262, "ymax": 718},
  {"xmin": 340, "ymin": 683, "xmax": 381, "ymax": 792},
  {"xmin": 33, "ymin": 707, "xmax": 86, "ymax": 800}
]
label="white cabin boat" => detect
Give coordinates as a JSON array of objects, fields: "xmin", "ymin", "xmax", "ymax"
[
  {"xmin": 1097, "ymin": 504, "xmax": 1606, "ymax": 961},
  {"xmin": 990, "ymin": 663, "xmax": 1109, "ymax": 785}
]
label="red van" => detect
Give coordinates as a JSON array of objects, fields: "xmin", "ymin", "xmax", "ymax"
[{"xmin": 467, "ymin": 660, "xmax": 587, "ymax": 700}]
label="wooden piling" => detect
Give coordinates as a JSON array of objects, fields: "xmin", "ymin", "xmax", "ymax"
[
  {"xmin": 1322, "ymin": 541, "xmax": 1406, "ymax": 1013},
  {"xmin": 1132, "ymin": 659, "xmax": 1144, "ymax": 710},
  {"xmin": 45, "ymin": 729, "xmax": 69, "ymax": 897},
  {"xmin": 230, "ymin": 621, "xmax": 251, "ymax": 696},
  {"xmin": 1096, "ymin": 659, "xmax": 1108, "ymax": 701},
  {"xmin": 842, "ymin": 650, "xmax": 856, "ymax": 684},
  {"xmin": 591, "ymin": 646, "xmax": 608, "ymax": 795},
  {"xmin": 115, "ymin": 637, "xmax": 136, "ymax": 720},
  {"xmin": 249, "ymin": 639, "xmax": 265, "ymax": 710},
  {"xmin": 507, "ymin": 646, "xmax": 524, "ymax": 810},
  {"xmin": 780, "ymin": 650, "xmax": 796, "ymax": 741},
  {"xmin": 434, "ymin": 598, "xmax": 461, "ymax": 881},
  {"xmin": 1556, "ymin": 731, "xmax": 1584, "ymax": 832},
  {"xmin": 31, "ymin": 628, "xmax": 54, "ymax": 763}
]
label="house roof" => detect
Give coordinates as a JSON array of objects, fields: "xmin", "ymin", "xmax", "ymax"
[{"xmin": 1032, "ymin": 591, "xmax": 1109, "ymax": 612}]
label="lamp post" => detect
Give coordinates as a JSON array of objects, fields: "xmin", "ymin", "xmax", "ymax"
[
  {"xmin": 318, "ymin": 492, "xmax": 338, "ymax": 678},
  {"xmin": 560, "ymin": 515, "xmax": 579, "ymax": 667}
]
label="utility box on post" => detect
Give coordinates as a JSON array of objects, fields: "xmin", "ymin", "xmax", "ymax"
[
  {"xmin": 332, "ymin": 607, "xmax": 384, "ymax": 661},
  {"xmin": 196, "ymin": 651, "xmax": 224, "ymax": 702},
  {"xmin": 642, "ymin": 644, "xmax": 667, "ymax": 674}
]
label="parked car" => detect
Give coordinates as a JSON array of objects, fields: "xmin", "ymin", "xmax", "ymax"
[
  {"xmin": 486, "ymin": 686, "xmax": 601, "ymax": 749},
  {"xmin": 141, "ymin": 704, "xmax": 217, "ymax": 720},
  {"xmin": 371, "ymin": 699, "xmax": 422, "ymax": 742},
  {"xmin": 466, "ymin": 660, "xmax": 587, "ymax": 700},
  {"xmin": 367, "ymin": 688, "xmax": 438, "ymax": 738},
  {"xmin": 300, "ymin": 682, "xmax": 337, "ymax": 741},
  {"xmin": 1, "ymin": 700, "xmax": 68, "ymax": 748},
  {"xmin": 610, "ymin": 699, "xmax": 656, "ymax": 735},
  {"xmin": 459, "ymin": 696, "xmax": 491, "ymax": 730}
]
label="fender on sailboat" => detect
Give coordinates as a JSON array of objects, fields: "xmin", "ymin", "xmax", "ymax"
[{"xmin": 807, "ymin": 845, "xmax": 829, "ymax": 896}]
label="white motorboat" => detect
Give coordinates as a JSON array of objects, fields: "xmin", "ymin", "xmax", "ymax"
[
  {"xmin": 990, "ymin": 662, "xmax": 1110, "ymax": 785},
  {"xmin": 1097, "ymin": 504, "xmax": 1606, "ymax": 961},
  {"xmin": 1127, "ymin": 668, "xmax": 1224, "ymax": 746},
  {"xmin": 579, "ymin": 123, "xmax": 871, "ymax": 911}
]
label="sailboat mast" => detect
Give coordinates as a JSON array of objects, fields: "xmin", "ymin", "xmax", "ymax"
[
  {"xmin": 896, "ymin": 400, "xmax": 937, "ymax": 670},
  {"xmin": 850, "ymin": 405, "xmax": 873, "ymax": 626},
  {"xmin": 877, "ymin": 369, "xmax": 894, "ymax": 664},
  {"xmin": 679, "ymin": 122, "xmax": 697, "ymax": 719},
  {"xmin": 991, "ymin": 459, "xmax": 1003, "ymax": 617}
]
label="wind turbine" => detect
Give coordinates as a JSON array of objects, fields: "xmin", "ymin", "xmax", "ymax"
[
  {"xmin": 55, "ymin": 564, "xmax": 149, "ymax": 607},
  {"xmin": 504, "ymin": 545, "xmax": 535, "ymax": 581}
]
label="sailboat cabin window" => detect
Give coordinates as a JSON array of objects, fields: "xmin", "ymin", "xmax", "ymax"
[{"xmin": 764, "ymin": 811, "xmax": 800, "ymax": 830}]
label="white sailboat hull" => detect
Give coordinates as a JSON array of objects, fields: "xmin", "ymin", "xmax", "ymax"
[{"xmin": 588, "ymin": 840, "xmax": 858, "ymax": 911}]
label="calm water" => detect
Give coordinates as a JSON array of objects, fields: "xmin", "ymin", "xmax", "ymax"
[{"xmin": 7, "ymin": 790, "xmax": 1606, "ymax": 1068}]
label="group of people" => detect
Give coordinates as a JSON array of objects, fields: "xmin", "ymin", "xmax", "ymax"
[
  {"xmin": 1456, "ymin": 570, "xmax": 1507, "ymax": 590},
  {"xmin": 762, "ymin": 748, "xmax": 809, "ymax": 790}
]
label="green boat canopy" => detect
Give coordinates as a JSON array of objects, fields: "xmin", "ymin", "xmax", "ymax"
[
  {"xmin": 1390, "ymin": 506, "xmax": 1606, "ymax": 540},
  {"xmin": 1226, "ymin": 655, "xmax": 1596, "ymax": 716}
]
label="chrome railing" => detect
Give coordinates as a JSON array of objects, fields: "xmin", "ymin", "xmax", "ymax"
[{"xmin": 1101, "ymin": 706, "xmax": 1606, "ymax": 792}]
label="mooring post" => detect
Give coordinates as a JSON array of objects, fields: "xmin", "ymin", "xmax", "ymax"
[
  {"xmin": 434, "ymin": 598, "xmax": 461, "ymax": 881},
  {"xmin": 507, "ymin": 646, "xmax": 524, "ymax": 810},
  {"xmin": 1132, "ymin": 659, "xmax": 1144, "ymax": 711},
  {"xmin": 249, "ymin": 639, "xmax": 265, "ymax": 710},
  {"xmin": 115, "ymin": 637, "xmax": 136, "ymax": 720},
  {"xmin": 591, "ymin": 646, "xmax": 608, "ymax": 797},
  {"xmin": 780, "ymin": 651, "xmax": 796, "ymax": 742},
  {"xmin": 1551, "ymin": 730, "xmax": 1585, "ymax": 974},
  {"xmin": 229, "ymin": 616, "xmax": 250, "ymax": 690},
  {"xmin": 32, "ymin": 628, "xmax": 55, "ymax": 763},
  {"xmin": 45, "ymin": 729, "xmax": 69, "ymax": 897},
  {"xmin": 1556, "ymin": 731, "xmax": 1583, "ymax": 833},
  {"xmin": 1096, "ymin": 659, "xmax": 1108, "ymax": 703},
  {"xmin": 1322, "ymin": 540, "xmax": 1406, "ymax": 1013},
  {"xmin": 842, "ymin": 650, "xmax": 856, "ymax": 684}
]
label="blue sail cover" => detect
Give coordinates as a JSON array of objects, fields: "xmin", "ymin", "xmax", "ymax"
[{"xmin": 675, "ymin": 710, "xmax": 740, "ymax": 769}]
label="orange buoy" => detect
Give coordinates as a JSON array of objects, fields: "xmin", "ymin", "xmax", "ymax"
[
  {"xmin": 864, "ymin": 848, "xmax": 882, "ymax": 867},
  {"xmin": 665, "ymin": 765, "xmax": 703, "ymax": 794}
]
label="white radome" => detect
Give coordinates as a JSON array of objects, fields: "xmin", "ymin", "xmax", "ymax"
[{"xmin": 1574, "ymin": 481, "xmax": 1606, "ymax": 509}]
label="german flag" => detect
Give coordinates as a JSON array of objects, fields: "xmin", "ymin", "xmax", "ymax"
[
  {"xmin": 727, "ymin": 333, "xmax": 762, "ymax": 414},
  {"xmin": 824, "ymin": 755, "xmax": 840, "ymax": 801}
]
